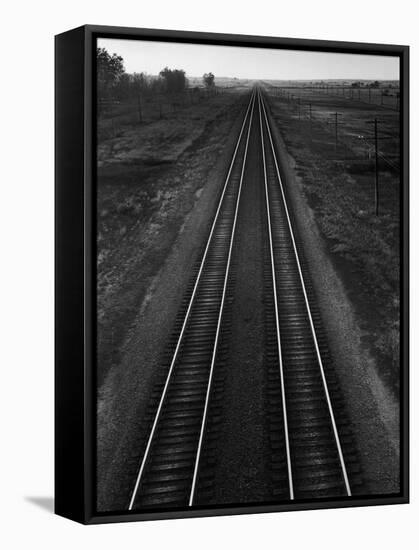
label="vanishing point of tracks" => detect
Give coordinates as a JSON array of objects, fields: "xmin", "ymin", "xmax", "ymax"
[{"xmin": 128, "ymin": 88, "xmax": 361, "ymax": 511}]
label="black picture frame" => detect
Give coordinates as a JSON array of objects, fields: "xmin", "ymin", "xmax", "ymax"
[{"xmin": 55, "ymin": 24, "xmax": 409, "ymax": 524}]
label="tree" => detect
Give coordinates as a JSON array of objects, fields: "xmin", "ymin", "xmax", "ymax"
[
  {"xmin": 132, "ymin": 73, "xmax": 150, "ymax": 122},
  {"xmin": 114, "ymin": 73, "xmax": 132, "ymax": 101},
  {"xmin": 159, "ymin": 67, "xmax": 187, "ymax": 94},
  {"xmin": 97, "ymin": 47, "xmax": 125, "ymax": 97},
  {"xmin": 131, "ymin": 72, "xmax": 148, "ymax": 94},
  {"xmin": 203, "ymin": 72, "xmax": 215, "ymax": 88}
]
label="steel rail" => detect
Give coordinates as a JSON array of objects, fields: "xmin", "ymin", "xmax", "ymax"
[
  {"xmin": 259, "ymin": 90, "xmax": 352, "ymax": 497},
  {"xmin": 189, "ymin": 92, "xmax": 256, "ymax": 505},
  {"xmin": 257, "ymin": 89, "xmax": 294, "ymax": 500},
  {"xmin": 128, "ymin": 89, "xmax": 256, "ymax": 510}
]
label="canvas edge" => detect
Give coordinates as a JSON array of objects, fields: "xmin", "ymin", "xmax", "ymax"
[{"xmin": 54, "ymin": 24, "xmax": 409, "ymax": 525}]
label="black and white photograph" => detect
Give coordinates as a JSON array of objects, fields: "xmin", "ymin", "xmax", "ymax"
[
  {"xmin": 95, "ymin": 35, "xmax": 405, "ymax": 515},
  {"xmin": 3, "ymin": 0, "xmax": 418, "ymax": 543}
]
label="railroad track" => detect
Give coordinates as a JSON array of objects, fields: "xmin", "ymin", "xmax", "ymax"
[
  {"xmin": 258, "ymin": 90, "xmax": 362, "ymax": 499},
  {"xmin": 127, "ymin": 87, "xmax": 361, "ymax": 511},
  {"xmin": 128, "ymin": 89, "xmax": 257, "ymax": 510}
]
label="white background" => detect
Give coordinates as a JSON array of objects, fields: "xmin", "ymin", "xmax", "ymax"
[{"xmin": 1, "ymin": 0, "xmax": 416, "ymax": 547}]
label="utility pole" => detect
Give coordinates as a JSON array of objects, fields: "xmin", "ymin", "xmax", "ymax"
[
  {"xmin": 298, "ymin": 97, "xmax": 301, "ymax": 120},
  {"xmin": 327, "ymin": 112, "xmax": 343, "ymax": 153},
  {"xmin": 374, "ymin": 118, "xmax": 379, "ymax": 215},
  {"xmin": 365, "ymin": 117, "xmax": 382, "ymax": 216},
  {"xmin": 333, "ymin": 112, "xmax": 342, "ymax": 151},
  {"xmin": 335, "ymin": 112, "xmax": 338, "ymax": 150},
  {"xmin": 369, "ymin": 87, "xmax": 371, "ymax": 103},
  {"xmin": 308, "ymin": 103, "xmax": 313, "ymax": 138}
]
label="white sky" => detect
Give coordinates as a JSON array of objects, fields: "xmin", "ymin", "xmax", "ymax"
[{"xmin": 98, "ymin": 38, "xmax": 399, "ymax": 81}]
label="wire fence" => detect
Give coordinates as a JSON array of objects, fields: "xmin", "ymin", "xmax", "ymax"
[
  {"xmin": 98, "ymin": 86, "xmax": 230, "ymax": 140},
  {"xmin": 267, "ymin": 85, "xmax": 400, "ymax": 216},
  {"xmin": 271, "ymin": 84, "xmax": 400, "ymax": 111},
  {"xmin": 270, "ymin": 86, "xmax": 400, "ymax": 168}
]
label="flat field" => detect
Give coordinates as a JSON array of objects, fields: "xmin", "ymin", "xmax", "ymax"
[
  {"xmin": 264, "ymin": 82, "xmax": 400, "ymax": 392},
  {"xmin": 96, "ymin": 86, "xmax": 249, "ymax": 388}
]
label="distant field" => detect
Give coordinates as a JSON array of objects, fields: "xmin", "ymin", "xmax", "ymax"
[
  {"xmin": 264, "ymin": 79, "xmax": 400, "ymax": 110},
  {"xmin": 98, "ymin": 84, "xmax": 246, "ymax": 141},
  {"xmin": 264, "ymin": 83, "xmax": 400, "ymax": 392},
  {"xmin": 188, "ymin": 76, "xmax": 253, "ymax": 88},
  {"xmin": 96, "ymin": 87, "xmax": 247, "ymax": 387}
]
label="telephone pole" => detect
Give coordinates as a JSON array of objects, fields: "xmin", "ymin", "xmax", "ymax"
[
  {"xmin": 308, "ymin": 103, "xmax": 313, "ymax": 138},
  {"xmin": 333, "ymin": 112, "xmax": 343, "ymax": 151},
  {"xmin": 374, "ymin": 118, "xmax": 379, "ymax": 215},
  {"xmin": 327, "ymin": 113, "xmax": 343, "ymax": 153},
  {"xmin": 365, "ymin": 117, "xmax": 382, "ymax": 216},
  {"xmin": 335, "ymin": 112, "xmax": 339, "ymax": 150}
]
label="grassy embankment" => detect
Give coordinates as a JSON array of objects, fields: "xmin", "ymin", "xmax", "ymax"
[
  {"xmin": 96, "ymin": 87, "xmax": 248, "ymax": 387},
  {"xmin": 265, "ymin": 85, "xmax": 400, "ymax": 393}
]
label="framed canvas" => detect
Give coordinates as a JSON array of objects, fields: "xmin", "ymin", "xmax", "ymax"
[{"xmin": 55, "ymin": 25, "xmax": 409, "ymax": 524}]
